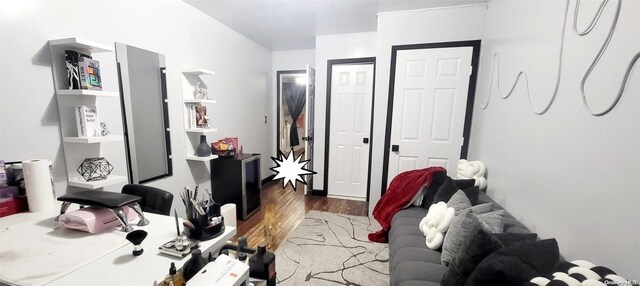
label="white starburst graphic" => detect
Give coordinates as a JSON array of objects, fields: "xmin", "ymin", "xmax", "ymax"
[{"xmin": 270, "ymin": 149, "xmax": 316, "ymax": 190}]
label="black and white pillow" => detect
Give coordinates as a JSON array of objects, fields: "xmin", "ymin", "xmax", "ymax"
[{"xmin": 523, "ymin": 260, "xmax": 638, "ymax": 286}]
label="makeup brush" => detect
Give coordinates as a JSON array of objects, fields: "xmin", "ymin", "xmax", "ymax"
[{"xmin": 126, "ymin": 229, "xmax": 148, "ymax": 256}]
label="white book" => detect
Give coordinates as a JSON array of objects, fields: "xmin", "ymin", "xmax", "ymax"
[
  {"xmin": 75, "ymin": 105, "xmax": 100, "ymax": 137},
  {"xmin": 190, "ymin": 105, "xmax": 196, "ymax": 128}
]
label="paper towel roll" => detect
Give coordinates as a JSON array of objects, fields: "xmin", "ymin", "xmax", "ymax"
[{"xmin": 22, "ymin": 159, "xmax": 55, "ymax": 212}]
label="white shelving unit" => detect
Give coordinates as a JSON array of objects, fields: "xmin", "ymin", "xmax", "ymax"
[
  {"xmin": 181, "ymin": 68, "xmax": 218, "ymax": 163},
  {"xmin": 56, "ymin": 90, "xmax": 119, "ymax": 97},
  {"xmin": 183, "ymin": 99, "xmax": 217, "ymax": 104},
  {"xmin": 68, "ymin": 175, "xmax": 128, "ymax": 189},
  {"xmin": 182, "ymin": 68, "xmax": 216, "ymax": 76},
  {"xmin": 48, "ymin": 37, "xmax": 128, "ymax": 191},
  {"xmin": 185, "ymin": 128, "xmax": 219, "ymax": 133},
  {"xmin": 185, "ymin": 155, "xmax": 218, "ymax": 162},
  {"xmin": 62, "ymin": 135, "xmax": 124, "ymax": 144}
]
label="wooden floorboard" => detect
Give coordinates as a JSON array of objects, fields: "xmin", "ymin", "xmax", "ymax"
[{"xmin": 231, "ymin": 181, "xmax": 368, "ymax": 251}]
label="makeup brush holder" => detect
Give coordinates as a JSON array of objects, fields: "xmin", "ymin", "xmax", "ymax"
[
  {"xmin": 184, "ymin": 217, "xmax": 225, "ymax": 241},
  {"xmin": 184, "ymin": 202, "xmax": 224, "ymax": 241}
]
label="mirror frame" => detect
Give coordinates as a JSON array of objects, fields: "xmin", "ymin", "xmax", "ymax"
[
  {"xmin": 115, "ymin": 43, "xmax": 172, "ymax": 184},
  {"xmin": 276, "ymin": 70, "xmax": 306, "ymax": 156}
]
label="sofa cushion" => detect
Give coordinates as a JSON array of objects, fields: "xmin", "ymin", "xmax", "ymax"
[
  {"xmin": 441, "ymin": 230, "xmax": 538, "ymax": 286},
  {"xmin": 478, "ymin": 210, "xmax": 506, "ymax": 233},
  {"xmin": 447, "ymin": 190, "xmax": 472, "ymax": 213},
  {"xmin": 465, "ymin": 239, "xmax": 560, "ymax": 286},
  {"xmin": 453, "ymin": 178, "xmax": 476, "ymax": 190},
  {"xmin": 420, "ymin": 171, "xmax": 448, "ymax": 208},
  {"xmin": 432, "ymin": 176, "xmax": 459, "ymax": 204},
  {"xmin": 476, "ymin": 192, "xmax": 530, "ymax": 234},
  {"xmin": 470, "ymin": 202, "xmax": 493, "ymax": 214},
  {"xmin": 390, "ymin": 234, "xmax": 432, "ymax": 258},
  {"xmin": 398, "ymin": 280, "xmax": 441, "ymax": 286},
  {"xmin": 392, "ymin": 261, "xmax": 447, "ymax": 286},
  {"xmin": 441, "ymin": 209, "xmax": 505, "ymax": 266},
  {"xmin": 391, "ymin": 247, "xmax": 442, "ymax": 270}
]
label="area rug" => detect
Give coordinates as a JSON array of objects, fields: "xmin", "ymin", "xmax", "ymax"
[{"xmin": 275, "ymin": 210, "xmax": 389, "ymax": 286}]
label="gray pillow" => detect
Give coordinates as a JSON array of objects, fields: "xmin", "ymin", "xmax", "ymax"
[
  {"xmin": 469, "ymin": 203, "xmax": 493, "ymax": 214},
  {"xmin": 477, "ymin": 210, "xmax": 505, "ymax": 233},
  {"xmin": 441, "ymin": 209, "xmax": 505, "ymax": 266},
  {"xmin": 447, "ymin": 190, "xmax": 472, "ymax": 214}
]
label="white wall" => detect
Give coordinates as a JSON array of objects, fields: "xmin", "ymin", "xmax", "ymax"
[
  {"xmin": 269, "ymin": 49, "xmax": 315, "ymax": 164},
  {"xmin": 313, "ymin": 31, "xmax": 377, "ymax": 191},
  {"xmin": 368, "ymin": 5, "xmax": 487, "ymax": 213},
  {"xmin": 0, "ymin": 0, "xmax": 272, "ymax": 216},
  {"xmin": 469, "ymin": 0, "xmax": 640, "ymax": 276}
]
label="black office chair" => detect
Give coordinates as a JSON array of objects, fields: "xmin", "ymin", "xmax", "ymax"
[{"xmin": 121, "ymin": 184, "xmax": 173, "ymax": 216}]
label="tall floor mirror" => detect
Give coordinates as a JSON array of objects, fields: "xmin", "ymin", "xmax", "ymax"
[
  {"xmin": 115, "ymin": 43, "xmax": 172, "ymax": 184},
  {"xmin": 276, "ymin": 66, "xmax": 315, "ymax": 193}
]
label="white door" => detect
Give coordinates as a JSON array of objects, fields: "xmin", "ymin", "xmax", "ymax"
[
  {"xmin": 303, "ymin": 65, "xmax": 315, "ymax": 195},
  {"xmin": 387, "ymin": 47, "xmax": 473, "ymax": 185},
  {"xmin": 328, "ymin": 63, "xmax": 375, "ymax": 199}
]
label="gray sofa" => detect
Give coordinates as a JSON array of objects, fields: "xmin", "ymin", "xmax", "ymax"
[{"xmin": 388, "ymin": 191, "xmax": 532, "ymax": 286}]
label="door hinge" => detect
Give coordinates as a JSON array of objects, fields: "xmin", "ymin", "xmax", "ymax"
[{"xmin": 468, "ymin": 66, "xmax": 473, "ymax": 76}]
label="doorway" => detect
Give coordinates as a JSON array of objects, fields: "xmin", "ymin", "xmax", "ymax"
[
  {"xmin": 276, "ymin": 67, "xmax": 316, "ymax": 193},
  {"xmin": 324, "ymin": 58, "xmax": 376, "ymax": 201},
  {"xmin": 381, "ymin": 41, "xmax": 480, "ymax": 195}
]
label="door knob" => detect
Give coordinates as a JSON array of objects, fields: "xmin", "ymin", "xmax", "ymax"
[
  {"xmin": 391, "ymin": 145, "xmax": 399, "ymax": 152},
  {"xmin": 363, "ymin": 138, "xmax": 369, "ymax": 144}
]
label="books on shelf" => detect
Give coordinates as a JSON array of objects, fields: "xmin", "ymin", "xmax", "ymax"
[
  {"xmin": 189, "ymin": 105, "xmax": 209, "ymax": 128},
  {"xmin": 75, "ymin": 105, "xmax": 100, "ymax": 137},
  {"xmin": 65, "ymin": 50, "xmax": 89, "ymax": 90},
  {"xmin": 65, "ymin": 50, "xmax": 102, "ymax": 90},
  {"xmin": 78, "ymin": 56, "xmax": 102, "ymax": 90}
]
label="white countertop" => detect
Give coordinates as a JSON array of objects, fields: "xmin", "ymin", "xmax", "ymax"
[{"xmin": 0, "ymin": 208, "xmax": 235, "ymax": 286}]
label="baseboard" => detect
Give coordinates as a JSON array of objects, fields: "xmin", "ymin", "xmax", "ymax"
[
  {"xmin": 261, "ymin": 175, "xmax": 275, "ymax": 186},
  {"xmin": 327, "ymin": 194, "xmax": 367, "ymax": 202},
  {"xmin": 311, "ymin": 189, "xmax": 327, "ymax": 196}
]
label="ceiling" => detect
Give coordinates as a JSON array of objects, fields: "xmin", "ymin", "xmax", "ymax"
[{"xmin": 184, "ymin": 0, "xmax": 488, "ymax": 51}]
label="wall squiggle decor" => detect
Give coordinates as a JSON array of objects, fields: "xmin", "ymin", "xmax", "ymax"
[{"xmin": 481, "ymin": 0, "xmax": 639, "ymax": 116}]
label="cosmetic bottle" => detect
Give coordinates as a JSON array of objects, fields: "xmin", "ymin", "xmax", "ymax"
[
  {"xmin": 182, "ymin": 249, "xmax": 208, "ymax": 282},
  {"xmin": 163, "ymin": 262, "xmax": 184, "ymax": 286},
  {"xmin": 236, "ymin": 237, "xmax": 248, "ymax": 262},
  {"xmin": 249, "ymin": 244, "xmax": 276, "ymax": 286}
]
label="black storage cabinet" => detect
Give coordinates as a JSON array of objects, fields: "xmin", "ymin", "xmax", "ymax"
[{"xmin": 210, "ymin": 153, "xmax": 261, "ymax": 220}]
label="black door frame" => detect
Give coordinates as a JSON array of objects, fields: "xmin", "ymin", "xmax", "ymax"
[
  {"xmin": 380, "ymin": 40, "xmax": 481, "ymax": 196},
  {"xmin": 317, "ymin": 57, "xmax": 376, "ymax": 202},
  {"xmin": 275, "ymin": 70, "xmax": 306, "ymax": 157}
]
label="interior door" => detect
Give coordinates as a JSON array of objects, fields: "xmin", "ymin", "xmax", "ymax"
[
  {"xmin": 387, "ymin": 47, "xmax": 473, "ymax": 185},
  {"xmin": 328, "ymin": 63, "xmax": 374, "ymax": 199},
  {"xmin": 303, "ymin": 65, "xmax": 315, "ymax": 194}
]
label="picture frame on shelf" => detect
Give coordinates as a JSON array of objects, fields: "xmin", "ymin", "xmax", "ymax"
[{"xmin": 191, "ymin": 105, "xmax": 209, "ymax": 129}]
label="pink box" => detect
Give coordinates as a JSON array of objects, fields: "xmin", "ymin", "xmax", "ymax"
[{"xmin": 58, "ymin": 206, "xmax": 137, "ymax": 234}]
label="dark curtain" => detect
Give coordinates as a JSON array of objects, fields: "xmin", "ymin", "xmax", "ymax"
[{"xmin": 283, "ymin": 83, "xmax": 306, "ymax": 147}]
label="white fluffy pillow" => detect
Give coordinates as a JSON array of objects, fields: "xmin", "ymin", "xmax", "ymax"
[{"xmin": 419, "ymin": 202, "xmax": 455, "ymax": 249}]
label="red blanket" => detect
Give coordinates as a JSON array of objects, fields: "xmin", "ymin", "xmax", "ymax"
[{"xmin": 368, "ymin": 166, "xmax": 446, "ymax": 243}]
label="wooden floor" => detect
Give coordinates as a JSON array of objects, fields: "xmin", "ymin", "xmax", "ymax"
[{"xmin": 231, "ymin": 181, "xmax": 368, "ymax": 251}]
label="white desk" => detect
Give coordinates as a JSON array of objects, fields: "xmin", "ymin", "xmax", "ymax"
[{"xmin": 0, "ymin": 209, "xmax": 235, "ymax": 286}]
